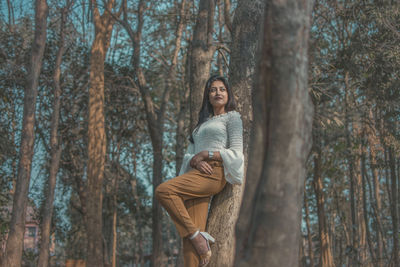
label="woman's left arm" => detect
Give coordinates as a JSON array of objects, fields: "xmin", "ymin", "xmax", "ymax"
[{"xmin": 218, "ymin": 111, "xmax": 245, "ymax": 184}]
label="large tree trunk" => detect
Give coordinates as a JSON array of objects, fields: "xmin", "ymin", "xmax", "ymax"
[
  {"xmin": 2, "ymin": 1, "xmax": 48, "ymax": 266},
  {"xmin": 234, "ymin": 0, "xmax": 314, "ymax": 266},
  {"xmin": 87, "ymin": 1, "xmax": 117, "ymax": 266},
  {"xmin": 37, "ymin": 3, "xmax": 69, "ymax": 267},
  {"xmin": 189, "ymin": 0, "xmax": 216, "ymax": 131},
  {"xmin": 206, "ymin": 1, "xmax": 264, "ymax": 266}
]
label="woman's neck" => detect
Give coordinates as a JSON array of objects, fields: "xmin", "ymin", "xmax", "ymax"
[{"xmin": 213, "ymin": 107, "xmax": 226, "ymax": 116}]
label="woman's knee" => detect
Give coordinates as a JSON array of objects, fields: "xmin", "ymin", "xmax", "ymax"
[{"xmin": 155, "ymin": 182, "xmax": 169, "ymax": 201}]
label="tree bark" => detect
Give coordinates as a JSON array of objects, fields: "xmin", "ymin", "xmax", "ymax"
[
  {"xmin": 2, "ymin": 1, "xmax": 48, "ymax": 266},
  {"xmin": 37, "ymin": 3, "xmax": 70, "ymax": 267},
  {"xmin": 234, "ymin": 0, "xmax": 314, "ymax": 266},
  {"xmin": 189, "ymin": 0, "xmax": 216, "ymax": 131},
  {"xmin": 87, "ymin": 1, "xmax": 118, "ymax": 266},
  {"xmin": 206, "ymin": 1, "xmax": 264, "ymax": 266}
]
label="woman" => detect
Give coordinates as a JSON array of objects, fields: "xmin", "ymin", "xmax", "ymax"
[{"xmin": 155, "ymin": 75, "xmax": 244, "ymax": 267}]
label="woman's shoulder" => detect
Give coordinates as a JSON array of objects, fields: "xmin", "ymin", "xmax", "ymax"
[
  {"xmin": 227, "ymin": 110, "xmax": 241, "ymax": 118},
  {"xmin": 225, "ymin": 110, "xmax": 242, "ymax": 121}
]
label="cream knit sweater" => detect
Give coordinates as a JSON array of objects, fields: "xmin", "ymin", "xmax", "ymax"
[{"xmin": 179, "ymin": 110, "xmax": 244, "ymax": 184}]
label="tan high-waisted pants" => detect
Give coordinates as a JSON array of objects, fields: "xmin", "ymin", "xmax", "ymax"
[{"xmin": 155, "ymin": 160, "xmax": 226, "ymax": 267}]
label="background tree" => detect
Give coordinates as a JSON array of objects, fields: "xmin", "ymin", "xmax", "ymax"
[{"xmin": 2, "ymin": 1, "xmax": 48, "ymax": 266}]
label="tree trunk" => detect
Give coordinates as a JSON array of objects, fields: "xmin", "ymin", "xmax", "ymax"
[
  {"xmin": 2, "ymin": 1, "xmax": 48, "ymax": 266},
  {"xmin": 353, "ymin": 123, "xmax": 368, "ymax": 266},
  {"xmin": 234, "ymin": 0, "xmax": 314, "ymax": 266},
  {"xmin": 87, "ymin": 1, "xmax": 117, "ymax": 266},
  {"xmin": 304, "ymin": 188, "xmax": 315, "ymax": 267},
  {"xmin": 189, "ymin": 0, "xmax": 216, "ymax": 131},
  {"xmin": 389, "ymin": 147, "xmax": 399, "ymax": 266},
  {"xmin": 37, "ymin": 3, "xmax": 69, "ymax": 267},
  {"xmin": 117, "ymin": 1, "xmax": 187, "ymax": 264},
  {"xmin": 367, "ymin": 108, "xmax": 384, "ymax": 267},
  {"xmin": 313, "ymin": 129, "xmax": 334, "ymax": 267},
  {"xmin": 206, "ymin": 1, "xmax": 264, "ymax": 266},
  {"xmin": 344, "ymin": 72, "xmax": 358, "ymax": 265}
]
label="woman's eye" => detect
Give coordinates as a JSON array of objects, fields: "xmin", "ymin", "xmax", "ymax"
[{"xmin": 220, "ymin": 87, "xmax": 226, "ymax": 91}]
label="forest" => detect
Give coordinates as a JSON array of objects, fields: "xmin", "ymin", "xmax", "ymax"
[{"xmin": 0, "ymin": 0, "xmax": 399, "ymax": 266}]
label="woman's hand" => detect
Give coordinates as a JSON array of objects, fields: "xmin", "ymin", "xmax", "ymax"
[
  {"xmin": 195, "ymin": 161, "xmax": 213, "ymax": 175},
  {"xmin": 190, "ymin": 151, "xmax": 208, "ymax": 168}
]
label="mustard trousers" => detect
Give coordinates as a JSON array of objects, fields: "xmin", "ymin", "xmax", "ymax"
[{"xmin": 155, "ymin": 160, "xmax": 226, "ymax": 267}]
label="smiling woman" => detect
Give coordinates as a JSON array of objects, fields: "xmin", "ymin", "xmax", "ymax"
[{"xmin": 155, "ymin": 75, "xmax": 244, "ymax": 267}]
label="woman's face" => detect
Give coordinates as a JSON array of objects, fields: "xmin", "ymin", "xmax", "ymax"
[{"xmin": 208, "ymin": 80, "xmax": 228, "ymax": 110}]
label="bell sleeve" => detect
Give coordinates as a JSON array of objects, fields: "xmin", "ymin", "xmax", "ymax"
[
  {"xmin": 178, "ymin": 141, "xmax": 195, "ymax": 176},
  {"xmin": 219, "ymin": 111, "xmax": 244, "ymax": 184}
]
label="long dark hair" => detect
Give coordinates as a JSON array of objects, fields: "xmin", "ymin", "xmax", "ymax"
[{"xmin": 189, "ymin": 75, "xmax": 236, "ymax": 143}]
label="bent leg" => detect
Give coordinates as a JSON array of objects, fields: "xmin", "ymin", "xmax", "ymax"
[
  {"xmin": 183, "ymin": 197, "xmax": 210, "ymax": 267},
  {"xmin": 155, "ymin": 165, "xmax": 225, "ymax": 237}
]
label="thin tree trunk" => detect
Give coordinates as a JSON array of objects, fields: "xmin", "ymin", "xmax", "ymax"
[
  {"xmin": 354, "ymin": 123, "xmax": 368, "ymax": 265},
  {"xmin": 344, "ymin": 73, "xmax": 358, "ymax": 265},
  {"xmin": 87, "ymin": 1, "xmax": 118, "ymax": 266},
  {"xmin": 360, "ymin": 136, "xmax": 376, "ymax": 266},
  {"xmin": 313, "ymin": 129, "xmax": 334, "ymax": 267},
  {"xmin": 367, "ymin": 109, "xmax": 384, "ymax": 267},
  {"xmin": 2, "ymin": 1, "xmax": 48, "ymax": 266},
  {"xmin": 389, "ymin": 147, "xmax": 399, "ymax": 266},
  {"xmin": 304, "ymin": 188, "xmax": 315, "ymax": 267},
  {"xmin": 37, "ymin": 3, "xmax": 70, "ymax": 267},
  {"xmin": 116, "ymin": 1, "xmax": 187, "ymax": 264},
  {"xmin": 206, "ymin": 1, "xmax": 264, "ymax": 266},
  {"xmin": 234, "ymin": 0, "xmax": 314, "ymax": 266},
  {"xmin": 189, "ymin": 0, "xmax": 216, "ymax": 131},
  {"xmin": 111, "ymin": 165, "xmax": 119, "ymax": 267}
]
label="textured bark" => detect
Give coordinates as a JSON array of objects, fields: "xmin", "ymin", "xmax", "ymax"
[
  {"xmin": 206, "ymin": 0, "xmax": 264, "ymax": 266},
  {"xmin": 234, "ymin": 0, "xmax": 314, "ymax": 266},
  {"xmin": 87, "ymin": 1, "xmax": 118, "ymax": 266},
  {"xmin": 2, "ymin": 1, "xmax": 48, "ymax": 266},
  {"xmin": 313, "ymin": 130, "xmax": 334, "ymax": 267},
  {"xmin": 189, "ymin": 0, "xmax": 216, "ymax": 131},
  {"xmin": 37, "ymin": 3, "xmax": 69, "ymax": 267}
]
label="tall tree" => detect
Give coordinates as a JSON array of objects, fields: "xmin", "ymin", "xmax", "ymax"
[
  {"xmin": 206, "ymin": 0, "xmax": 265, "ymax": 266},
  {"xmin": 189, "ymin": 0, "xmax": 216, "ymax": 131},
  {"xmin": 114, "ymin": 0, "xmax": 188, "ymax": 264},
  {"xmin": 37, "ymin": 2, "xmax": 72, "ymax": 267},
  {"xmin": 87, "ymin": 0, "xmax": 121, "ymax": 266},
  {"xmin": 235, "ymin": 0, "xmax": 314, "ymax": 266},
  {"xmin": 313, "ymin": 123, "xmax": 334, "ymax": 267},
  {"xmin": 1, "ymin": 1, "xmax": 48, "ymax": 266}
]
